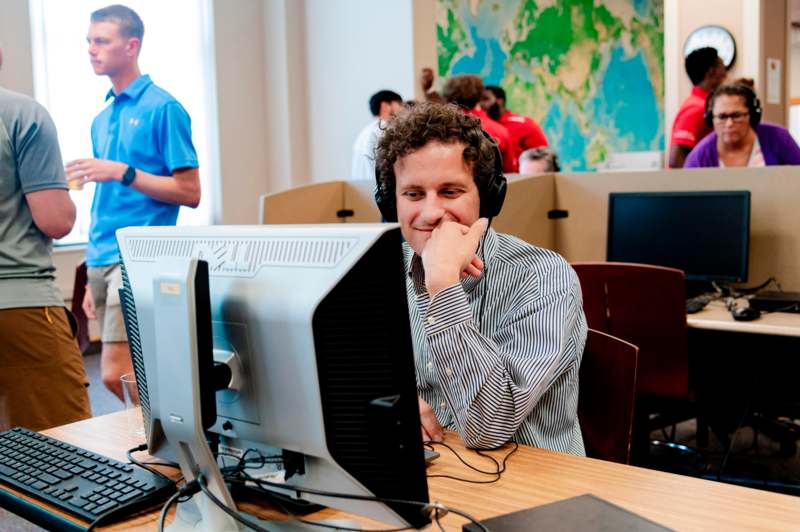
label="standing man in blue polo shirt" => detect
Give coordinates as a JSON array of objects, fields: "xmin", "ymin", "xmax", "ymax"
[{"xmin": 65, "ymin": 5, "xmax": 200, "ymax": 401}]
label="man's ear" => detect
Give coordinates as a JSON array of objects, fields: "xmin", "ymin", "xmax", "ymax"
[{"xmin": 126, "ymin": 37, "xmax": 141, "ymax": 58}]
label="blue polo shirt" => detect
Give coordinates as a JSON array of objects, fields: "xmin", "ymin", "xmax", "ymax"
[{"xmin": 87, "ymin": 74, "xmax": 198, "ymax": 267}]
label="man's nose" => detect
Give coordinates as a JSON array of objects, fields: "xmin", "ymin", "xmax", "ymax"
[{"xmin": 420, "ymin": 196, "xmax": 445, "ymax": 224}]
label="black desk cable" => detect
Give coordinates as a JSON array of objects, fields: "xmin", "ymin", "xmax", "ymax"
[
  {"xmin": 425, "ymin": 440, "xmax": 518, "ymax": 485},
  {"xmin": 125, "ymin": 443, "xmax": 181, "ymax": 480},
  {"xmin": 153, "ymin": 447, "xmax": 489, "ymax": 532},
  {"xmin": 716, "ymin": 399, "xmax": 751, "ymax": 483}
]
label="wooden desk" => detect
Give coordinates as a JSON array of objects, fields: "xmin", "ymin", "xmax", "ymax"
[
  {"xmin": 688, "ymin": 302, "xmax": 800, "ymax": 337},
  {"xmin": 1, "ymin": 412, "xmax": 798, "ymax": 531}
]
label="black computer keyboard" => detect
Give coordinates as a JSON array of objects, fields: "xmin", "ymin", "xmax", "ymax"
[{"xmin": 0, "ymin": 427, "xmax": 175, "ymax": 524}]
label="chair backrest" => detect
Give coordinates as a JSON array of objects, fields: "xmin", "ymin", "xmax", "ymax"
[
  {"xmin": 70, "ymin": 261, "xmax": 91, "ymax": 353},
  {"xmin": 579, "ymin": 328, "xmax": 639, "ymax": 464},
  {"xmin": 571, "ymin": 262, "xmax": 688, "ymax": 400}
]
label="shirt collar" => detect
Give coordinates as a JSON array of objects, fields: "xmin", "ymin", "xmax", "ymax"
[
  {"xmin": 403, "ymin": 227, "xmax": 499, "ymax": 296},
  {"xmin": 105, "ymin": 74, "xmax": 152, "ymax": 102},
  {"xmin": 691, "ymin": 86, "xmax": 710, "ymax": 100}
]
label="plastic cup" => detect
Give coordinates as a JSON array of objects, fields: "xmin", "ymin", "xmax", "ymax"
[
  {"xmin": 67, "ymin": 177, "xmax": 84, "ymax": 191},
  {"xmin": 120, "ymin": 373, "xmax": 145, "ymax": 441}
]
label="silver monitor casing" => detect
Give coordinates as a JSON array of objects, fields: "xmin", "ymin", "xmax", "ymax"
[{"xmin": 117, "ymin": 224, "xmax": 426, "ymax": 528}]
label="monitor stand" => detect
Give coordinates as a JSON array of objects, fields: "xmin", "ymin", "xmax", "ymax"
[
  {"xmin": 152, "ymin": 258, "xmax": 359, "ymax": 531},
  {"xmin": 169, "ymin": 498, "xmax": 359, "ymax": 531}
]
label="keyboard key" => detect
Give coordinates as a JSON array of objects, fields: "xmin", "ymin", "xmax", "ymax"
[
  {"xmin": 116, "ymin": 490, "xmax": 143, "ymax": 504},
  {"xmin": 51, "ymin": 469, "xmax": 73, "ymax": 480},
  {"xmin": 68, "ymin": 498, "xmax": 90, "ymax": 510},
  {"xmin": 92, "ymin": 501, "xmax": 117, "ymax": 515},
  {"xmin": 77, "ymin": 460, "xmax": 97, "ymax": 470},
  {"xmin": 36, "ymin": 473, "xmax": 61, "ymax": 485}
]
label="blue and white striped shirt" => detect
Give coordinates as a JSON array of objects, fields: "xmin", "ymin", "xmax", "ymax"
[{"xmin": 405, "ymin": 228, "xmax": 587, "ymax": 454}]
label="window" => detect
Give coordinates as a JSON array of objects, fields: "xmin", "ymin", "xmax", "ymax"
[{"xmin": 29, "ymin": 0, "xmax": 220, "ymax": 246}]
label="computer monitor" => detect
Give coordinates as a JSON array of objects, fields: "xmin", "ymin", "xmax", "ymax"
[
  {"xmin": 117, "ymin": 224, "xmax": 430, "ymax": 529},
  {"xmin": 607, "ymin": 191, "xmax": 751, "ymax": 284}
]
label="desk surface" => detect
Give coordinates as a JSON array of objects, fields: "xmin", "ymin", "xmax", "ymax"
[
  {"xmin": 0, "ymin": 412, "xmax": 787, "ymax": 530},
  {"xmin": 688, "ymin": 302, "xmax": 800, "ymax": 337}
]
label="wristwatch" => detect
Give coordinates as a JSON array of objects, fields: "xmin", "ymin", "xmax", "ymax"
[{"xmin": 121, "ymin": 165, "xmax": 137, "ymax": 186}]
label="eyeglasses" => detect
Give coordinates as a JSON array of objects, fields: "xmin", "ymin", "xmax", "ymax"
[{"xmin": 712, "ymin": 111, "xmax": 749, "ymax": 123}]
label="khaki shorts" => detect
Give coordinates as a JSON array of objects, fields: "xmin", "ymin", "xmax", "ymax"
[
  {"xmin": 87, "ymin": 264, "xmax": 128, "ymax": 343},
  {"xmin": 0, "ymin": 307, "xmax": 92, "ymax": 431}
]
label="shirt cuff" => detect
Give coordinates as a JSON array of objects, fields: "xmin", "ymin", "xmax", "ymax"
[{"xmin": 422, "ymin": 283, "xmax": 473, "ymax": 336}]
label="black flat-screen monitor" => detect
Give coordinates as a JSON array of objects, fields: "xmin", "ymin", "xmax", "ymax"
[{"xmin": 607, "ymin": 191, "xmax": 750, "ymax": 283}]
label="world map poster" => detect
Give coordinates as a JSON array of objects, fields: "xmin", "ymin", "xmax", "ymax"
[{"xmin": 437, "ymin": 0, "xmax": 664, "ymax": 171}]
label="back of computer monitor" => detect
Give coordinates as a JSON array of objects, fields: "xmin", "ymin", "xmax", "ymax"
[{"xmin": 118, "ymin": 224, "xmax": 430, "ymax": 529}]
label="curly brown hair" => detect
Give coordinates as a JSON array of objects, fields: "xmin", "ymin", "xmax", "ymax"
[
  {"xmin": 375, "ymin": 102, "xmax": 498, "ymax": 207},
  {"xmin": 441, "ymin": 74, "xmax": 484, "ymax": 109}
]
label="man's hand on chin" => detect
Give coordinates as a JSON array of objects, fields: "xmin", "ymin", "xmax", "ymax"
[{"xmin": 422, "ymin": 218, "xmax": 488, "ymax": 297}]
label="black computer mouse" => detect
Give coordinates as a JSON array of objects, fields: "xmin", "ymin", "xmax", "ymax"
[{"xmin": 731, "ymin": 306, "xmax": 761, "ymax": 321}]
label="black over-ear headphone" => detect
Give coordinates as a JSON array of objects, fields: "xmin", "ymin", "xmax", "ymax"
[
  {"xmin": 374, "ymin": 129, "xmax": 507, "ymax": 223},
  {"xmin": 704, "ymin": 84, "xmax": 762, "ymax": 129}
]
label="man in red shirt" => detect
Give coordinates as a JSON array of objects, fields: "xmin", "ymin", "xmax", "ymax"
[
  {"xmin": 669, "ymin": 47, "xmax": 727, "ymax": 168},
  {"xmin": 481, "ymin": 85, "xmax": 548, "ymax": 165},
  {"xmin": 442, "ymin": 75, "xmax": 517, "ymax": 173}
]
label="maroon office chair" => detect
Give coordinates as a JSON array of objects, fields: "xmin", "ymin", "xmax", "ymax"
[
  {"xmin": 572, "ymin": 262, "xmax": 698, "ymax": 467},
  {"xmin": 578, "ymin": 329, "xmax": 639, "ymax": 464},
  {"xmin": 70, "ymin": 261, "xmax": 91, "ymax": 353}
]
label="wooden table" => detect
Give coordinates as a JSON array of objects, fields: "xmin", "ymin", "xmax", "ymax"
[
  {"xmin": 1, "ymin": 411, "xmax": 798, "ymax": 531},
  {"xmin": 687, "ymin": 301, "xmax": 800, "ymax": 337}
]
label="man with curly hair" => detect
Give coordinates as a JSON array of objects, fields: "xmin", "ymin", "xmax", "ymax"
[{"xmin": 375, "ymin": 102, "xmax": 587, "ymax": 453}]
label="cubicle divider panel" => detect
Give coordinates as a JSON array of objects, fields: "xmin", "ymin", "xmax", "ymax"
[
  {"xmin": 343, "ymin": 180, "xmax": 382, "ymax": 223},
  {"xmin": 492, "ymin": 173, "xmax": 556, "ymax": 250},
  {"xmin": 260, "ymin": 181, "xmax": 345, "ymax": 224},
  {"xmin": 553, "ymin": 167, "xmax": 800, "ymax": 291}
]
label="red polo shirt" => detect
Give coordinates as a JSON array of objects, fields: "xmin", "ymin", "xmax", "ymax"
[
  {"xmin": 498, "ymin": 110, "xmax": 548, "ymax": 162},
  {"xmin": 467, "ymin": 108, "xmax": 517, "ymax": 173},
  {"xmin": 670, "ymin": 86, "xmax": 712, "ymax": 154}
]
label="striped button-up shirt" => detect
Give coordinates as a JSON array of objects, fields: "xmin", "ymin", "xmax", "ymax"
[{"xmin": 405, "ymin": 228, "xmax": 587, "ymax": 454}]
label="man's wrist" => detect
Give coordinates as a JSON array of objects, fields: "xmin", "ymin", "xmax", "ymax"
[
  {"xmin": 120, "ymin": 165, "xmax": 137, "ymax": 186},
  {"xmin": 425, "ymin": 271, "xmax": 460, "ymax": 297},
  {"xmin": 112, "ymin": 162, "xmax": 127, "ymax": 182}
]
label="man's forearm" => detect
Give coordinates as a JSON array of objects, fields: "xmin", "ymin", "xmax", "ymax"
[
  {"xmin": 421, "ymin": 286, "xmax": 550, "ymax": 449},
  {"xmin": 129, "ymin": 168, "xmax": 200, "ymax": 207}
]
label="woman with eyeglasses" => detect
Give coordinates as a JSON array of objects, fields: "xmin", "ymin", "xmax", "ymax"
[{"xmin": 684, "ymin": 82, "xmax": 800, "ymax": 168}]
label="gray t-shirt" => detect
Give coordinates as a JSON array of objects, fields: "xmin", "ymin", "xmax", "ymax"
[{"xmin": 0, "ymin": 86, "xmax": 67, "ymax": 309}]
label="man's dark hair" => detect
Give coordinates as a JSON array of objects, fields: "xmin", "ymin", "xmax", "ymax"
[
  {"xmin": 485, "ymin": 85, "xmax": 506, "ymax": 101},
  {"xmin": 376, "ymin": 102, "xmax": 497, "ymax": 199},
  {"xmin": 442, "ymin": 75, "xmax": 484, "ymax": 109},
  {"xmin": 685, "ymin": 47, "xmax": 719, "ymax": 86},
  {"xmin": 369, "ymin": 90, "xmax": 402, "ymax": 117},
  {"xmin": 91, "ymin": 4, "xmax": 145, "ymax": 42},
  {"xmin": 520, "ymin": 147, "xmax": 561, "ymax": 172}
]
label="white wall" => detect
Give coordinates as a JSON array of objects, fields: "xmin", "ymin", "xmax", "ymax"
[
  {"xmin": 305, "ymin": 0, "xmax": 415, "ymax": 182},
  {"xmin": 664, "ymin": 0, "xmax": 790, "ymax": 142}
]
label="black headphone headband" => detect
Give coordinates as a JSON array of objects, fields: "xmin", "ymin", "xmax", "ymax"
[
  {"xmin": 704, "ymin": 84, "xmax": 762, "ymax": 129},
  {"xmin": 374, "ymin": 128, "xmax": 507, "ymax": 223}
]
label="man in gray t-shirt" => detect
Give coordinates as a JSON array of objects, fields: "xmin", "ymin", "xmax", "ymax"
[{"xmin": 0, "ymin": 48, "xmax": 91, "ymax": 430}]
